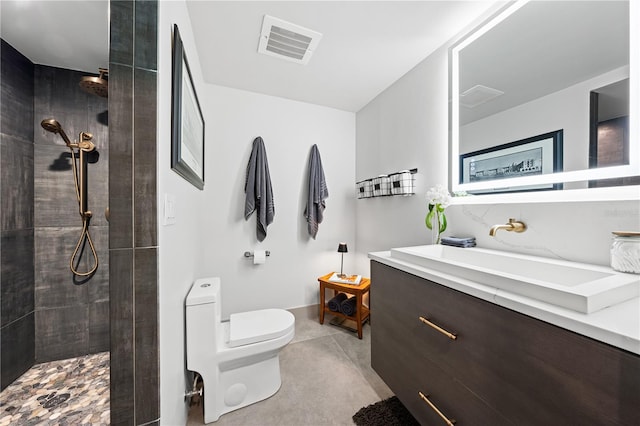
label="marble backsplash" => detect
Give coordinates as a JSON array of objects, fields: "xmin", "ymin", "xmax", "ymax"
[{"xmin": 445, "ymin": 199, "xmax": 640, "ymax": 267}]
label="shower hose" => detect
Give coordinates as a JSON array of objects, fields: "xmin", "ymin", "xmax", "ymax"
[{"xmin": 68, "ymin": 145, "xmax": 99, "ymax": 277}]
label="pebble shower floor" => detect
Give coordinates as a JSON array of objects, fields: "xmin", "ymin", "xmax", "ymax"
[{"xmin": 0, "ymin": 352, "xmax": 109, "ymax": 425}]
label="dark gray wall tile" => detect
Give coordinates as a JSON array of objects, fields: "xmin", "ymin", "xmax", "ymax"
[
  {"xmin": 35, "ymin": 306, "xmax": 88, "ymax": 363},
  {"xmin": 109, "ymin": 63, "xmax": 134, "ymax": 249},
  {"xmin": 134, "ymin": 248, "xmax": 159, "ymax": 423},
  {"xmin": 1, "ymin": 229, "xmax": 34, "ymax": 326},
  {"xmin": 1, "ymin": 39, "xmax": 34, "ymax": 141},
  {"xmin": 34, "ymin": 66, "xmax": 100, "ymax": 146},
  {"xmin": 34, "ymin": 144, "xmax": 109, "ymax": 228},
  {"xmin": 110, "ymin": 248, "xmax": 135, "ymax": 424},
  {"xmin": 110, "ymin": 0, "xmax": 134, "ymax": 66},
  {"xmin": 134, "ymin": 68, "xmax": 157, "ymax": 248},
  {"xmin": 89, "ymin": 300, "xmax": 110, "ymax": 353},
  {"xmin": 1, "ymin": 135, "xmax": 34, "ymax": 231},
  {"xmin": 34, "ymin": 227, "xmax": 89, "ymax": 309},
  {"xmin": 0, "ymin": 313, "xmax": 35, "ymax": 390},
  {"xmin": 134, "ymin": 0, "xmax": 158, "ymax": 71}
]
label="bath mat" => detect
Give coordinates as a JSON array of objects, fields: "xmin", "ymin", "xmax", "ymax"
[{"xmin": 352, "ymin": 396, "xmax": 420, "ymax": 426}]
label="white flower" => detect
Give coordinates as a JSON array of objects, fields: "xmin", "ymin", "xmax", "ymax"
[{"xmin": 426, "ymin": 184, "xmax": 451, "ymax": 208}]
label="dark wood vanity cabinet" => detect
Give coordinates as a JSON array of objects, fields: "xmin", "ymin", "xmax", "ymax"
[{"xmin": 371, "ymin": 261, "xmax": 640, "ymax": 425}]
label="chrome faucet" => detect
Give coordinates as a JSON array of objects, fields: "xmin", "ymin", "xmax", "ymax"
[{"xmin": 489, "ymin": 218, "xmax": 526, "ymax": 236}]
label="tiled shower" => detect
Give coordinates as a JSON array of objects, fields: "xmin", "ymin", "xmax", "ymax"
[
  {"xmin": 1, "ymin": 1, "xmax": 159, "ymax": 424},
  {"xmin": 0, "ymin": 39, "xmax": 109, "ymax": 389}
]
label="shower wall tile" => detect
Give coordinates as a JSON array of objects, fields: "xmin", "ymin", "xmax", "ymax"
[
  {"xmin": 109, "ymin": 248, "xmax": 135, "ymax": 425},
  {"xmin": 134, "ymin": 68, "xmax": 157, "ymax": 248},
  {"xmin": 89, "ymin": 300, "xmax": 110, "ymax": 354},
  {"xmin": 35, "ymin": 306, "xmax": 88, "ymax": 363},
  {"xmin": 1, "ymin": 135, "xmax": 34, "ymax": 231},
  {"xmin": 0, "ymin": 229, "xmax": 34, "ymax": 326},
  {"xmin": 134, "ymin": 0, "xmax": 158, "ymax": 71},
  {"xmin": 109, "ymin": 63, "xmax": 134, "ymax": 249},
  {"xmin": 110, "ymin": 0, "xmax": 134, "ymax": 66},
  {"xmin": 0, "ymin": 312, "xmax": 35, "ymax": 390},
  {"xmin": 34, "ymin": 66, "xmax": 95, "ymax": 146},
  {"xmin": 134, "ymin": 247, "xmax": 159, "ymax": 423},
  {"xmin": 34, "ymin": 225, "xmax": 109, "ymax": 306},
  {"xmin": 0, "ymin": 39, "xmax": 34, "ymax": 142},
  {"xmin": 34, "ymin": 144, "xmax": 109, "ymax": 228},
  {"xmin": 34, "ymin": 227, "xmax": 89, "ymax": 309}
]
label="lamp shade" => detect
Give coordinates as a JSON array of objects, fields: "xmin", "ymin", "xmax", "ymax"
[{"xmin": 337, "ymin": 243, "xmax": 348, "ymax": 253}]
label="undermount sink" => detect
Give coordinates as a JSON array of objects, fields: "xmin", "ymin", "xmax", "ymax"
[{"xmin": 390, "ymin": 245, "xmax": 640, "ymax": 313}]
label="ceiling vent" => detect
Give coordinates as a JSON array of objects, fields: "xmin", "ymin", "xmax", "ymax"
[
  {"xmin": 258, "ymin": 15, "xmax": 322, "ymax": 65},
  {"xmin": 460, "ymin": 84, "xmax": 504, "ymax": 108}
]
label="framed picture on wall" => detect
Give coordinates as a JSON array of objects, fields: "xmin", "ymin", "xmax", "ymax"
[
  {"xmin": 460, "ymin": 130, "xmax": 563, "ymax": 194},
  {"xmin": 171, "ymin": 24, "xmax": 205, "ymax": 190}
]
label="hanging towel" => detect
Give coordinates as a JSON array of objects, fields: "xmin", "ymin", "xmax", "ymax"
[
  {"xmin": 244, "ymin": 137, "xmax": 275, "ymax": 242},
  {"xmin": 304, "ymin": 144, "xmax": 329, "ymax": 239}
]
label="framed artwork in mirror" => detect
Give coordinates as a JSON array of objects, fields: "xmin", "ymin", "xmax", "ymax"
[
  {"xmin": 460, "ymin": 130, "xmax": 563, "ymax": 194},
  {"xmin": 172, "ymin": 24, "xmax": 205, "ymax": 190}
]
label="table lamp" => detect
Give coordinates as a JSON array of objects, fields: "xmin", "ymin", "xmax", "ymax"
[{"xmin": 337, "ymin": 243, "xmax": 348, "ymax": 278}]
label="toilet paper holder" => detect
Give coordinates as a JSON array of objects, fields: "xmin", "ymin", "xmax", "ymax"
[{"xmin": 244, "ymin": 250, "xmax": 271, "ymax": 258}]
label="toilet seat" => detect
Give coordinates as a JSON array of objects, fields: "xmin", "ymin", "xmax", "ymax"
[{"xmin": 228, "ymin": 309, "xmax": 295, "ymax": 348}]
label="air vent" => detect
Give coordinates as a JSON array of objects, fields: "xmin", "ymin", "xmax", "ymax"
[
  {"xmin": 460, "ymin": 84, "xmax": 504, "ymax": 108},
  {"xmin": 258, "ymin": 15, "xmax": 322, "ymax": 65}
]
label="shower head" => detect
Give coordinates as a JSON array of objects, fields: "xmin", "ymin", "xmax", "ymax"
[
  {"xmin": 79, "ymin": 68, "xmax": 108, "ymax": 98},
  {"xmin": 41, "ymin": 118, "xmax": 72, "ymax": 146}
]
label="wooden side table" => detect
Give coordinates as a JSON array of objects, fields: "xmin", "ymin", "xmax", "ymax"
[{"xmin": 318, "ymin": 272, "xmax": 371, "ymax": 339}]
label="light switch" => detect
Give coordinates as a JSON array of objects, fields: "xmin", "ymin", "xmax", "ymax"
[{"xmin": 163, "ymin": 193, "xmax": 176, "ymax": 225}]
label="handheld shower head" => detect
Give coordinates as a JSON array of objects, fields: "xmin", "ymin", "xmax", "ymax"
[{"xmin": 41, "ymin": 118, "xmax": 72, "ymax": 146}]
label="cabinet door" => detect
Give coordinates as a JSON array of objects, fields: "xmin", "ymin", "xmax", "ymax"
[
  {"xmin": 371, "ymin": 261, "xmax": 640, "ymax": 426},
  {"xmin": 371, "ymin": 262, "xmax": 510, "ymax": 425}
]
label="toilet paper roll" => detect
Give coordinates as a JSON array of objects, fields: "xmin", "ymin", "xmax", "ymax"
[{"xmin": 253, "ymin": 250, "xmax": 266, "ymax": 265}]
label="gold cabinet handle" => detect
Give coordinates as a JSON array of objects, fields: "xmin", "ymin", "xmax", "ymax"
[
  {"xmin": 419, "ymin": 316, "xmax": 457, "ymax": 340},
  {"xmin": 419, "ymin": 391, "xmax": 456, "ymax": 425}
]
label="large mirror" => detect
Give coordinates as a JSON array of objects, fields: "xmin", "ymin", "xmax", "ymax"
[{"xmin": 450, "ymin": 0, "xmax": 639, "ymax": 198}]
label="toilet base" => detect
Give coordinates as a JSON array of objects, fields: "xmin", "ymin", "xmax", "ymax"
[{"xmin": 203, "ymin": 354, "xmax": 282, "ymax": 423}]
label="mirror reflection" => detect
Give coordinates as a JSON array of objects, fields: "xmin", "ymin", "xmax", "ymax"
[{"xmin": 453, "ymin": 0, "xmax": 635, "ymax": 194}]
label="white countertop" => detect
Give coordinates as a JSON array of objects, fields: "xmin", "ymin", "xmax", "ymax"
[{"xmin": 369, "ymin": 250, "xmax": 640, "ymax": 355}]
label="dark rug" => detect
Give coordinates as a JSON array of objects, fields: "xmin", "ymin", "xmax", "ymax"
[{"xmin": 353, "ymin": 396, "xmax": 420, "ymax": 426}]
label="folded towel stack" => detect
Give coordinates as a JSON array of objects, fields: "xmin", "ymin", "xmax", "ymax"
[
  {"xmin": 440, "ymin": 236, "xmax": 476, "ymax": 248},
  {"xmin": 328, "ymin": 293, "xmax": 348, "ymax": 312},
  {"xmin": 340, "ymin": 297, "xmax": 357, "ymax": 317}
]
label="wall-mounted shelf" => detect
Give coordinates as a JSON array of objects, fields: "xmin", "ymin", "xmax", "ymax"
[{"xmin": 356, "ymin": 168, "xmax": 417, "ymax": 199}]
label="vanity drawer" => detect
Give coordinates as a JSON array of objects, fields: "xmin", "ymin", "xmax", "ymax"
[
  {"xmin": 372, "ymin": 292, "xmax": 510, "ymax": 425},
  {"xmin": 371, "ymin": 261, "xmax": 640, "ymax": 425}
]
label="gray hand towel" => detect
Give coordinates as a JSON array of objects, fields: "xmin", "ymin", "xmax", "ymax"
[
  {"xmin": 304, "ymin": 144, "xmax": 329, "ymax": 239},
  {"xmin": 244, "ymin": 137, "xmax": 275, "ymax": 241}
]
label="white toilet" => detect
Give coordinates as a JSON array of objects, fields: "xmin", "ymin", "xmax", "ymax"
[{"xmin": 185, "ymin": 277, "xmax": 295, "ymax": 423}]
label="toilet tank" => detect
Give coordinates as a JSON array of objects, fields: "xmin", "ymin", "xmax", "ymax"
[{"xmin": 186, "ymin": 277, "xmax": 222, "ymax": 370}]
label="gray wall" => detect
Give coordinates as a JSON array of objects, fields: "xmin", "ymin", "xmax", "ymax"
[
  {"xmin": 109, "ymin": 1, "xmax": 159, "ymax": 424},
  {"xmin": 0, "ymin": 39, "xmax": 35, "ymax": 391},
  {"xmin": 33, "ymin": 64, "xmax": 110, "ymax": 362},
  {"xmin": 0, "ymin": 38, "xmax": 110, "ymax": 391}
]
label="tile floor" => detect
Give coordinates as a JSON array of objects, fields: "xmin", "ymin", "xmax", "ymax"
[
  {"xmin": 187, "ymin": 305, "xmax": 393, "ymax": 425},
  {"xmin": 0, "ymin": 352, "xmax": 110, "ymax": 426},
  {"xmin": 0, "ymin": 305, "xmax": 390, "ymax": 426}
]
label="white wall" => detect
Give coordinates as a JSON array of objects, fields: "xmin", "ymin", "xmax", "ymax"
[
  {"xmin": 355, "ymin": 43, "xmax": 640, "ymax": 273},
  {"xmin": 158, "ymin": 1, "xmax": 209, "ymax": 424},
  {"xmin": 200, "ymin": 84, "xmax": 356, "ymax": 318},
  {"xmin": 355, "ymin": 45, "xmax": 451, "ymax": 273},
  {"xmin": 158, "ymin": 4, "xmax": 356, "ymax": 425}
]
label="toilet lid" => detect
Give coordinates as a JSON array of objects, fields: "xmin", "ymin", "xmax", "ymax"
[{"xmin": 228, "ymin": 309, "xmax": 294, "ymax": 348}]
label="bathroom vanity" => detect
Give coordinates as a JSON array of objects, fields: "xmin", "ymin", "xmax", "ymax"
[{"xmin": 369, "ymin": 253, "xmax": 640, "ymax": 425}]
